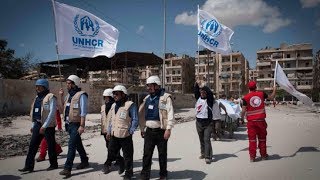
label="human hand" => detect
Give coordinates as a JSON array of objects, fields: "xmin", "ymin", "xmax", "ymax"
[
  {"xmin": 39, "ymin": 127, "xmax": 46, "ymax": 134},
  {"xmin": 106, "ymin": 134, "xmax": 111, "ymax": 140},
  {"xmin": 164, "ymin": 129, "xmax": 171, "ymax": 140},
  {"xmin": 141, "ymin": 131, "xmax": 145, "ymax": 138},
  {"xmin": 78, "ymin": 126, "xmax": 84, "ymax": 135},
  {"xmin": 59, "ymin": 88, "xmax": 64, "ymax": 97}
]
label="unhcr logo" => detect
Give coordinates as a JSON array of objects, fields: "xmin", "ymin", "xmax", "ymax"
[
  {"xmin": 72, "ymin": 15, "xmax": 103, "ymax": 49},
  {"xmin": 198, "ymin": 19, "xmax": 222, "ymax": 48}
]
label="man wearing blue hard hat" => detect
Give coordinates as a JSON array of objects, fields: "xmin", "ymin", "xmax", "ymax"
[{"xmin": 18, "ymin": 79, "xmax": 58, "ymax": 172}]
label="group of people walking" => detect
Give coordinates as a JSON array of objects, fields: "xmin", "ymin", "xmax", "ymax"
[
  {"xmin": 18, "ymin": 73, "xmax": 276, "ymax": 179},
  {"xmin": 18, "ymin": 75, "xmax": 173, "ymax": 180}
]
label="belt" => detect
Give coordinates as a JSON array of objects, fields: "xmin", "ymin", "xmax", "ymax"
[{"xmin": 147, "ymin": 127, "xmax": 162, "ymax": 131}]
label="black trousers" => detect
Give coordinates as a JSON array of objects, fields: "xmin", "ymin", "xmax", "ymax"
[
  {"xmin": 106, "ymin": 135, "xmax": 133, "ymax": 177},
  {"xmin": 103, "ymin": 135, "xmax": 124, "ymax": 165},
  {"xmin": 196, "ymin": 120, "xmax": 213, "ymax": 159},
  {"xmin": 25, "ymin": 122, "xmax": 57, "ymax": 169},
  {"xmin": 141, "ymin": 128, "xmax": 168, "ymax": 178}
]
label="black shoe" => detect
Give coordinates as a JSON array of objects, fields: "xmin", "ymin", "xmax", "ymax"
[
  {"xmin": 59, "ymin": 169, "xmax": 71, "ymax": 178},
  {"xmin": 123, "ymin": 174, "xmax": 132, "ymax": 180},
  {"xmin": 18, "ymin": 167, "xmax": 33, "ymax": 172},
  {"xmin": 160, "ymin": 176, "xmax": 167, "ymax": 180},
  {"xmin": 103, "ymin": 165, "xmax": 111, "ymax": 174},
  {"xmin": 76, "ymin": 162, "xmax": 89, "ymax": 169},
  {"xmin": 46, "ymin": 165, "xmax": 58, "ymax": 171}
]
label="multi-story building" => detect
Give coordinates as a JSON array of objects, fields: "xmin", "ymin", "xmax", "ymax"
[
  {"xmin": 249, "ymin": 69, "xmax": 258, "ymax": 81},
  {"xmin": 256, "ymin": 43, "xmax": 313, "ymax": 98},
  {"xmin": 165, "ymin": 53, "xmax": 195, "ymax": 93},
  {"xmin": 88, "ymin": 68, "xmax": 140, "ymax": 85},
  {"xmin": 138, "ymin": 65, "xmax": 161, "ymax": 86},
  {"xmin": 195, "ymin": 50, "xmax": 249, "ymax": 97},
  {"xmin": 219, "ymin": 52, "xmax": 248, "ymax": 97}
]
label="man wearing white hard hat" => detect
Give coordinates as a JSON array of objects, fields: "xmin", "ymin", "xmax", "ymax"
[
  {"xmin": 139, "ymin": 75, "xmax": 174, "ymax": 180},
  {"xmin": 104, "ymin": 85, "xmax": 139, "ymax": 180},
  {"xmin": 100, "ymin": 88, "xmax": 124, "ymax": 174},
  {"xmin": 58, "ymin": 75, "xmax": 89, "ymax": 178}
]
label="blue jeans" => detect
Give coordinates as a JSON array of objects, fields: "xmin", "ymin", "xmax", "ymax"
[{"xmin": 64, "ymin": 122, "xmax": 88, "ymax": 171}]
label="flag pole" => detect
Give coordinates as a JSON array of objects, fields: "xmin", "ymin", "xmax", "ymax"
[
  {"xmin": 274, "ymin": 60, "xmax": 278, "ymax": 87},
  {"xmin": 162, "ymin": 0, "xmax": 166, "ymax": 88},
  {"xmin": 51, "ymin": 0, "xmax": 63, "ymax": 88},
  {"xmin": 197, "ymin": 5, "xmax": 200, "ymax": 78}
]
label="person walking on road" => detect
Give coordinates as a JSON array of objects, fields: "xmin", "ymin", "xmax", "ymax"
[
  {"xmin": 139, "ymin": 75, "xmax": 174, "ymax": 180},
  {"xmin": 241, "ymin": 80, "xmax": 276, "ymax": 162},
  {"xmin": 104, "ymin": 85, "xmax": 139, "ymax": 180},
  {"xmin": 100, "ymin": 88, "xmax": 124, "ymax": 174},
  {"xmin": 18, "ymin": 79, "xmax": 58, "ymax": 172},
  {"xmin": 58, "ymin": 75, "xmax": 89, "ymax": 178},
  {"xmin": 36, "ymin": 109, "xmax": 63, "ymax": 162},
  {"xmin": 194, "ymin": 79, "xmax": 214, "ymax": 164}
]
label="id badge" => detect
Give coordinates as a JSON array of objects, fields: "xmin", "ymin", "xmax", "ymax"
[
  {"xmin": 35, "ymin": 108, "xmax": 39, "ymax": 112},
  {"xmin": 119, "ymin": 111, "xmax": 127, "ymax": 119},
  {"xmin": 159, "ymin": 103, "xmax": 166, "ymax": 110},
  {"xmin": 148, "ymin": 105, "xmax": 154, "ymax": 109},
  {"xmin": 44, "ymin": 104, "xmax": 49, "ymax": 110},
  {"xmin": 73, "ymin": 103, "xmax": 79, "ymax": 108}
]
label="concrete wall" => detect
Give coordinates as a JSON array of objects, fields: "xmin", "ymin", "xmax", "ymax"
[{"xmin": 0, "ymin": 79, "xmax": 196, "ymax": 116}]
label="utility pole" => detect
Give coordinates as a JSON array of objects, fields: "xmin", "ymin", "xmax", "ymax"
[{"xmin": 312, "ymin": 50, "xmax": 320, "ymax": 102}]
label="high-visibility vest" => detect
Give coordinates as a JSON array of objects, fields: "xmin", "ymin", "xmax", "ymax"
[{"xmin": 243, "ymin": 91, "xmax": 266, "ymax": 121}]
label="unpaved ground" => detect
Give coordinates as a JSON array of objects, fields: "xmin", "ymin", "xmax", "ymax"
[
  {"xmin": 0, "ymin": 105, "xmax": 320, "ymax": 180},
  {"xmin": 0, "ymin": 109, "xmax": 196, "ymax": 160}
]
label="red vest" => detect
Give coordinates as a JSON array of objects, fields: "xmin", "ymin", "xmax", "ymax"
[{"xmin": 243, "ymin": 91, "xmax": 266, "ymax": 121}]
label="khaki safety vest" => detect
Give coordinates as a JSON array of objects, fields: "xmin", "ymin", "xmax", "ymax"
[
  {"xmin": 30, "ymin": 93, "xmax": 56, "ymax": 128},
  {"xmin": 139, "ymin": 93, "xmax": 171, "ymax": 130},
  {"xmin": 63, "ymin": 91, "xmax": 87, "ymax": 123},
  {"xmin": 110, "ymin": 101, "xmax": 134, "ymax": 138}
]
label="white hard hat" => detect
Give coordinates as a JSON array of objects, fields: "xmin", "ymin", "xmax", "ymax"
[
  {"xmin": 146, "ymin": 75, "xmax": 161, "ymax": 86},
  {"xmin": 103, "ymin": 88, "xmax": 113, "ymax": 97},
  {"xmin": 113, "ymin": 85, "xmax": 128, "ymax": 95},
  {"xmin": 67, "ymin": 75, "xmax": 80, "ymax": 86}
]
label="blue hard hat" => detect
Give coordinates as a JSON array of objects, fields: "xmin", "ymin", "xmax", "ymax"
[{"xmin": 35, "ymin": 79, "xmax": 49, "ymax": 89}]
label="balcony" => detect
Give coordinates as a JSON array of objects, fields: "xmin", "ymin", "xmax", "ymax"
[
  {"xmin": 257, "ymin": 62, "xmax": 271, "ymax": 66},
  {"xmin": 297, "ymin": 85, "xmax": 312, "ymax": 90}
]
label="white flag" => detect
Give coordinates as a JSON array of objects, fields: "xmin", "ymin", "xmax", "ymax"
[
  {"xmin": 198, "ymin": 9, "xmax": 234, "ymax": 55},
  {"xmin": 53, "ymin": 1, "xmax": 119, "ymax": 58},
  {"xmin": 274, "ymin": 61, "xmax": 314, "ymax": 107}
]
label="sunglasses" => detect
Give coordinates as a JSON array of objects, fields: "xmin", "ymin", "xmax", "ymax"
[{"xmin": 113, "ymin": 91, "xmax": 122, "ymax": 95}]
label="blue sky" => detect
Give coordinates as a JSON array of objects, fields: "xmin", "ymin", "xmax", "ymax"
[{"xmin": 0, "ymin": 0, "xmax": 319, "ymax": 68}]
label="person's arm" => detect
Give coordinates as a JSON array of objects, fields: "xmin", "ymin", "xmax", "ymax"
[
  {"xmin": 163, "ymin": 96, "xmax": 174, "ymax": 140},
  {"xmin": 194, "ymin": 82, "xmax": 200, "ymax": 99},
  {"xmin": 129, "ymin": 103, "xmax": 139, "ymax": 134},
  {"xmin": 267, "ymin": 86, "xmax": 276, "ymax": 100},
  {"xmin": 219, "ymin": 102, "xmax": 227, "ymax": 115},
  {"xmin": 42, "ymin": 97, "xmax": 57, "ymax": 128},
  {"xmin": 58, "ymin": 88, "xmax": 65, "ymax": 113},
  {"xmin": 241, "ymin": 98, "xmax": 247, "ymax": 119},
  {"xmin": 78, "ymin": 94, "xmax": 88, "ymax": 135}
]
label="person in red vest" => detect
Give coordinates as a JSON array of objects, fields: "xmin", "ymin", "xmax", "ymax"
[
  {"xmin": 36, "ymin": 109, "xmax": 63, "ymax": 162},
  {"xmin": 241, "ymin": 81, "xmax": 276, "ymax": 162}
]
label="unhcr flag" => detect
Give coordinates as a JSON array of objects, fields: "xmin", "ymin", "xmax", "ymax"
[
  {"xmin": 198, "ymin": 9, "xmax": 234, "ymax": 55},
  {"xmin": 274, "ymin": 61, "xmax": 314, "ymax": 107},
  {"xmin": 52, "ymin": 1, "xmax": 119, "ymax": 58}
]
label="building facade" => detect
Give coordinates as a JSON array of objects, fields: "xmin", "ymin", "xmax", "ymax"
[
  {"xmin": 195, "ymin": 50, "xmax": 249, "ymax": 98},
  {"xmin": 165, "ymin": 53, "xmax": 195, "ymax": 93},
  {"xmin": 256, "ymin": 43, "xmax": 313, "ymax": 98}
]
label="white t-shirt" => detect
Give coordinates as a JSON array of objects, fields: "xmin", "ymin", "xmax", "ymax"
[{"xmin": 195, "ymin": 98, "xmax": 208, "ymax": 119}]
